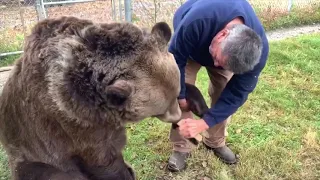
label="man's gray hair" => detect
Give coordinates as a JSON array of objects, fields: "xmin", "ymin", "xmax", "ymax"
[{"xmin": 221, "ymin": 24, "xmax": 263, "ymax": 74}]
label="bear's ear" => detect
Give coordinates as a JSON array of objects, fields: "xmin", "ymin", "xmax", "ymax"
[
  {"xmin": 151, "ymin": 22, "xmax": 172, "ymax": 48},
  {"xmin": 105, "ymin": 80, "xmax": 133, "ymax": 108},
  {"xmin": 185, "ymin": 83, "xmax": 209, "ymax": 118}
]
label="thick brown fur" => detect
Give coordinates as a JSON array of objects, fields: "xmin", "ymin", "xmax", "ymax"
[{"xmin": 0, "ymin": 16, "xmax": 182, "ymax": 180}]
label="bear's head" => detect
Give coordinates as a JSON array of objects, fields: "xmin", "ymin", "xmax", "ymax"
[{"xmin": 41, "ymin": 18, "xmax": 181, "ymax": 126}]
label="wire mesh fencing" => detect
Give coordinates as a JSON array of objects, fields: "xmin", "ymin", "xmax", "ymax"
[
  {"xmin": 130, "ymin": 0, "xmax": 320, "ymax": 28},
  {"xmin": 0, "ymin": 0, "xmax": 39, "ymax": 59},
  {"xmin": 0, "ymin": 0, "xmax": 117, "ymax": 62},
  {"xmin": 1, "ymin": 0, "xmax": 320, "ymax": 62},
  {"xmin": 249, "ymin": 0, "xmax": 320, "ymax": 26},
  {"xmin": 131, "ymin": 0, "xmax": 184, "ymax": 28},
  {"xmin": 40, "ymin": 0, "xmax": 113, "ymax": 23}
]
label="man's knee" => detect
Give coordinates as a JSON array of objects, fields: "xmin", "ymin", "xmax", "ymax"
[
  {"xmin": 185, "ymin": 59, "xmax": 201, "ymax": 85},
  {"xmin": 207, "ymin": 69, "xmax": 233, "ymax": 105}
]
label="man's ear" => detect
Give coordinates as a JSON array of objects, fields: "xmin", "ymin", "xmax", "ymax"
[
  {"xmin": 216, "ymin": 28, "xmax": 230, "ymax": 42},
  {"xmin": 105, "ymin": 80, "xmax": 133, "ymax": 108}
]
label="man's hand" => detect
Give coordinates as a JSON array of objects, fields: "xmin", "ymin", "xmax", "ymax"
[
  {"xmin": 177, "ymin": 118, "xmax": 209, "ymax": 138},
  {"xmin": 178, "ymin": 99, "xmax": 189, "ymax": 111}
]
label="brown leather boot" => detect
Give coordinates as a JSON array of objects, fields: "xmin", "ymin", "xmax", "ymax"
[
  {"xmin": 167, "ymin": 151, "xmax": 190, "ymax": 172},
  {"xmin": 203, "ymin": 143, "xmax": 238, "ymax": 164}
]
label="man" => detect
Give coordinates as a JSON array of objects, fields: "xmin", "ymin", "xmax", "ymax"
[{"xmin": 167, "ymin": 0, "xmax": 269, "ymax": 172}]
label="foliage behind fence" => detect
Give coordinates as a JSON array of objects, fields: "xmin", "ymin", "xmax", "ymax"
[{"xmin": 1, "ymin": 0, "xmax": 320, "ymax": 60}]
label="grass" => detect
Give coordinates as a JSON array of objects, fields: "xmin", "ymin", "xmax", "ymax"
[
  {"xmin": 258, "ymin": 4, "xmax": 320, "ymax": 31},
  {"xmin": 0, "ymin": 28, "xmax": 25, "ymax": 67},
  {"xmin": 0, "ymin": 18, "xmax": 320, "ymax": 180},
  {"xmin": 247, "ymin": 0, "xmax": 320, "ymax": 31}
]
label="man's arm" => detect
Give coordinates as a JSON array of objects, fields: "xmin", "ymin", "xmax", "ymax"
[
  {"xmin": 202, "ymin": 42, "xmax": 269, "ymax": 128},
  {"xmin": 169, "ymin": 19, "xmax": 204, "ymax": 99}
]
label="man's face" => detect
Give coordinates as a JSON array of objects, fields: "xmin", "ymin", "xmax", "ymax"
[{"xmin": 209, "ymin": 29, "xmax": 229, "ymax": 69}]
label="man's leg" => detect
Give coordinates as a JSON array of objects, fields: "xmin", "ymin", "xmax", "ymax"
[
  {"xmin": 167, "ymin": 59, "xmax": 201, "ymax": 172},
  {"xmin": 202, "ymin": 67, "xmax": 237, "ymax": 164}
]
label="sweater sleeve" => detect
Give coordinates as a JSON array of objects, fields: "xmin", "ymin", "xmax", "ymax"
[
  {"xmin": 203, "ymin": 41, "xmax": 269, "ymax": 127},
  {"xmin": 169, "ymin": 20, "xmax": 203, "ymax": 99}
]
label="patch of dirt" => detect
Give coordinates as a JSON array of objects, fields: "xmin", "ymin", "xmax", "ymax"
[
  {"xmin": 0, "ymin": 66, "xmax": 12, "ymax": 94},
  {"xmin": 0, "ymin": 1, "xmax": 114, "ymax": 31},
  {"xmin": 266, "ymin": 23, "xmax": 320, "ymax": 41},
  {"xmin": 0, "ymin": 0, "xmax": 183, "ymax": 31},
  {"xmin": 45, "ymin": 1, "xmax": 114, "ymax": 23}
]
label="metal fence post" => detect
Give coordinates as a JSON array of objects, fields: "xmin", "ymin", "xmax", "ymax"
[
  {"xmin": 124, "ymin": 0, "xmax": 132, "ymax": 22},
  {"xmin": 288, "ymin": 0, "xmax": 293, "ymax": 12},
  {"xmin": 35, "ymin": 0, "xmax": 45, "ymax": 20},
  {"xmin": 119, "ymin": 0, "xmax": 122, "ymax": 21},
  {"xmin": 112, "ymin": 0, "xmax": 116, "ymax": 21}
]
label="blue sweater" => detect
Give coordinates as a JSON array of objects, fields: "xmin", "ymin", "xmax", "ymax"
[{"xmin": 168, "ymin": 0, "xmax": 269, "ymax": 128}]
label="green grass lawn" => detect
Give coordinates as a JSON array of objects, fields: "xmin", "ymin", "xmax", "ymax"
[
  {"xmin": 0, "ymin": 29, "xmax": 24, "ymax": 67},
  {"xmin": 0, "ymin": 33, "xmax": 319, "ymax": 179}
]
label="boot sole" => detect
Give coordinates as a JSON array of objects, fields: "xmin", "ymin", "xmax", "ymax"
[
  {"xmin": 166, "ymin": 153, "xmax": 190, "ymax": 172},
  {"xmin": 215, "ymin": 154, "xmax": 238, "ymax": 165},
  {"xmin": 167, "ymin": 163, "xmax": 187, "ymax": 172},
  {"xmin": 203, "ymin": 143, "xmax": 239, "ymax": 165}
]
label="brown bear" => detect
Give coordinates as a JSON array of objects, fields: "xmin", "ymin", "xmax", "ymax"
[{"xmin": 0, "ymin": 16, "xmax": 182, "ymax": 180}]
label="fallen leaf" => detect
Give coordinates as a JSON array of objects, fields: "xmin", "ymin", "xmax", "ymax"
[
  {"xmin": 202, "ymin": 161, "xmax": 207, "ymax": 167},
  {"xmin": 236, "ymin": 129, "xmax": 242, "ymax": 134}
]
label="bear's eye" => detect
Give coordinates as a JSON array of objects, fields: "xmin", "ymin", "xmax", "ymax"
[
  {"xmin": 78, "ymin": 62, "xmax": 86, "ymax": 70},
  {"xmin": 84, "ymin": 70, "xmax": 93, "ymax": 79},
  {"xmin": 98, "ymin": 73, "xmax": 105, "ymax": 82}
]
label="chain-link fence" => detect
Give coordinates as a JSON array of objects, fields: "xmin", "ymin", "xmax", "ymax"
[
  {"xmin": 0, "ymin": 0, "xmax": 38, "ymax": 59},
  {"xmin": 1, "ymin": 0, "xmax": 320, "ymax": 62},
  {"xmin": 130, "ymin": 0, "xmax": 320, "ymax": 28},
  {"xmin": 0, "ymin": 0, "xmax": 132, "ymax": 62}
]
